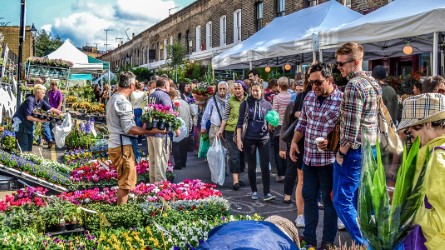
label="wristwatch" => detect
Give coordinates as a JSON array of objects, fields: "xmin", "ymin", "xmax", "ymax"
[{"xmin": 337, "ymin": 150, "xmax": 347, "ymax": 158}]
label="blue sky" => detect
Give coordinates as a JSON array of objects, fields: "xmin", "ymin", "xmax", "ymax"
[{"xmin": 1, "ymin": 0, "xmax": 195, "ymax": 51}]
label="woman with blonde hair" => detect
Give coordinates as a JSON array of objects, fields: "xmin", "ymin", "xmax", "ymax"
[{"xmin": 13, "ymin": 84, "xmax": 61, "ymax": 152}]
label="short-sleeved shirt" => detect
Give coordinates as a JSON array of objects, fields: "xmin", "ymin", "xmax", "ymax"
[
  {"xmin": 13, "ymin": 95, "xmax": 51, "ymax": 133},
  {"xmin": 106, "ymin": 93, "xmax": 137, "ymax": 148},
  {"xmin": 48, "ymin": 89, "xmax": 63, "ymax": 109}
]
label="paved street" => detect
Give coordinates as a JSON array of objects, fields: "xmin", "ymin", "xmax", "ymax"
[{"xmin": 19, "ymin": 142, "xmax": 354, "ymax": 247}]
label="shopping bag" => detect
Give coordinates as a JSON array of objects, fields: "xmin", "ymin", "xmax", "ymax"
[
  {"xmin": 197, "ymin": 133, "xmax": 210, "ymax": 158},
  {"xmin": 207, "ymin": 137, "xmax": 227, "ymax": 186},
  {"xmin": 53, "ymin": 113, "xmax": 72, "ymax": 148},
  {"xmin": 173, "ymin": 117, "xmax": 188, "ymax": 142}
]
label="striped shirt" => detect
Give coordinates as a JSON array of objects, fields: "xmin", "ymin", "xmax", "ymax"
[
  {"xmin": 340, "ymin": 71, "xmax": 381, "ymax": 149},
  {"xmin": 273, "ymin": 92, "xmax": 292, "ymax": 126},
  {"xmin": 295, "ymin": 88, "xmax": 343, "ymax": 167}
]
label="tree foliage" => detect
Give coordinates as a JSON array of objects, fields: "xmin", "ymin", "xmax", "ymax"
[
  {"xmin": 35, "ymin": 29, "xmax": 63, "ymax": 57},
  {"xmin": 168, "ymin": 43, "xmax": 186, "ymax": 67}
]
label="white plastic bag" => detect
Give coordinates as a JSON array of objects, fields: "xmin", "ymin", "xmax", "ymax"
[
  {"xmin": 173, "ymin": 117, "xmax": 188, "ymax": 142},
  {"xmin": 206, "ymin": 137, "xmax": 226, "ymax": 186},
  {"xmin": 53, "ymin": 113, "xmax": 72, "ymax": 148}
]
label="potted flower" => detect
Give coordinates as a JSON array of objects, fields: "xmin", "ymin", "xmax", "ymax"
[{"xmin": 64, "ymin": 205, "xmax": 82, "ymax": 230}]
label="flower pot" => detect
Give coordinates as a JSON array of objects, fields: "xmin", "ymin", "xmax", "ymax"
[
  {"xmin": 56, "ymin": 120, "xmax": 63, "ymax": 125},
  {"xmin": 66, "ymin": 223, "xmax": 78, "ymax": 230},
  {"xmin": 157, "ymin": 121, "xmax": 166, "ymax": 130},
  {"xmin": 146, "ymin": 121, "xmax": 153, "ymax": 130},
  {"xmin": 50, "ymin": 118, "xmax": 56, "ymax": 123},
  {"xmin": 152, "ymin": 120, "xmax": 159, "ymax": 130}
]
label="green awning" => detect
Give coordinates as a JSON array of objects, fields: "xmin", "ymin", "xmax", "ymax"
[{"xmin": 88, "ymin": 56, "xmax": 109, "ymax": 70}]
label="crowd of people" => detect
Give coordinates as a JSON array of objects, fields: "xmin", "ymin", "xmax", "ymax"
[{"xmin": 6, "ymin": 30, "xmax": 445, "ymax": 247}]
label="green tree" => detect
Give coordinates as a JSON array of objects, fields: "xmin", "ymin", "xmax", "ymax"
[{"xmin": 35, "ymin": 29, "xmax": 63, "ymax": 57}]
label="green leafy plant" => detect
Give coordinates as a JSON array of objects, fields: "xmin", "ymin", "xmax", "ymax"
[{"xmin": 359, "ymin": 136, "xmax": 428, "ymax": 249}]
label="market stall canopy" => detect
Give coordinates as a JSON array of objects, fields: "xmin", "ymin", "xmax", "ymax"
[
  {"xmin": 46, "ymin": 40, "xmax": 106, "ymax": 74},
  {"xmin": 319, "ymin": 0, "xmax": 445, "ymax": 57},
  {"xmin": 211, "ymin": 1, "xmax": 362, "ymax": 70}
]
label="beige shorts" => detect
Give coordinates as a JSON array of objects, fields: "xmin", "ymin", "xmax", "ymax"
[{"xmin": 108, "ymin": 145, "xmax": 137, "ymax": 190}]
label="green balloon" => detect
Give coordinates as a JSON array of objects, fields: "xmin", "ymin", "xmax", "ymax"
[{"xmin": 265, "ymin": 110, "xmax": 280, "ymax": 127}]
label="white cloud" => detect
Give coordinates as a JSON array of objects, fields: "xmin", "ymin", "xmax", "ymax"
[
  {"xmin": 41, "ymin": 24, "xmax": 53, "ymax": 34},
  {"xmin": 48, "ymin": 0, "xmax": 180, "ymax": 52}
]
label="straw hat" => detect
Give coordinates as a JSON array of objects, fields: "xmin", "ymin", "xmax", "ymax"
[
  {"xmin": 397, "ymin": 93, "xmax": 445, "ymax": 131},
  {"xmin": 265, "ymin": 215, "xmax": 300, "ymax": 247}
]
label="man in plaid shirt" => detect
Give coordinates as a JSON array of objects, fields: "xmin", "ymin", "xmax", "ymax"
[
  {"xmin": 289, "ymin": 62, "xmax": 343, "ymax": 249},
  {"xmin": 333, "ymin": 42, "xmax": 380, "ymax": 246}
]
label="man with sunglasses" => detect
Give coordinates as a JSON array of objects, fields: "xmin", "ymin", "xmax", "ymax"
[
  {"xmin": 333, "ymin": 42, "xmax": 381, "ymax": 247},
  {"xmin": 289, "ymin": 62, "xmax": 343, "ymax": 249}
]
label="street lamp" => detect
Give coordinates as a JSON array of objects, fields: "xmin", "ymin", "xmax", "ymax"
[{"xmin": 30, "ymin": 23, "xmax": 37, "ymax": 56}]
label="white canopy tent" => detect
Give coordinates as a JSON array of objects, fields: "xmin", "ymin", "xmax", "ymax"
[
  {"xmin": 211, "ymin": 1, "xmax": 362, "ymax": 70},
  {"xmin": 46, "ymin": 40, "xmax": 104, "ymax": 74},
  {"xmin": 319, "ymin": 0, "xmax": 445, "ymax": 75}
]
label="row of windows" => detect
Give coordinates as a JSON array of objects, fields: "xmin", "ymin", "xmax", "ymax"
[{"xmin": 114, "ymin": 0, "xmax": 396, "ymax": 66}]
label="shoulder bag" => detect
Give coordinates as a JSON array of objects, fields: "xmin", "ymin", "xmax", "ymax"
[
  {"xmin": 281, "ymin": 92, "xmax": 305, "ymax": 143},
  {"xmin": 233, "ymin": 101, "xmax": 249, "ymax": 143},
  {"xmin": 364, "ymin": 76, "xmax": 403, "ymax": 155}
]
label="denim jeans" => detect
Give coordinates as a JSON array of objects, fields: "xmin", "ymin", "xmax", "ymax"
[
  {"xmin": 134, "ymin": 108, "xmax": 143, "ymax": 127},
  {"xmin": 271, "ymin": 134, "xmax": 286, "ymax": 176},
  {"xmin": 333, "ymin": 147, "xmax": 365, "ymax": 246},
  {"xmin": 42, "ymin": 122, "xmax": 53, "ymax": 142},
  {"xmin": 302, "ymin": 163, "xmax": 337, "ymax": 245},
  {"xmin": 244, "ymin": 138, "xmax": 271, "ymax": 195}
]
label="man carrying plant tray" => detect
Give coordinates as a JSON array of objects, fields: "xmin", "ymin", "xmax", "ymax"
[{"xmin": 106, "ymin": 71, "xmax": 167, "ymax": 205}]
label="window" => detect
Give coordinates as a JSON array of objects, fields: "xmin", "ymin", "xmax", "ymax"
[
  {"xmin": 163, "ymin": 39, "xmax": 167, "ymax": 60},
  {"xmin": 277, "ymin": 0, "xmax": 285, "ymax": 16},
  {"xmin": 196, "ymin": 25, "xmax": 201, "ymax": 52},
  {"xmin": 233, "ymin": 9, "xmax": 242, "ymax": 42},
  {"xmin": 206, "ymin": 21, "xmax": 212, "ymax": 49},
  {"xmin": 256, "ymin": 1, "xmax": 263, "ymax": 31},
  {"xmin": 169, "ymin": 36, "xmax": 173, "ymax": 58},
  {"xmin": 309, "ymin": 0, "xmax": 318, "ymax": 7},
  {"xmin": 185, "ymin": 30, "xmax": 190, "ymax": 53},
  {"xmin": 339, "ymin": 0, "xmax": 351, "ymax": 7},
  {"xmin": 220, "ymin": 15, "xmax": 226, "ymax": 46}
]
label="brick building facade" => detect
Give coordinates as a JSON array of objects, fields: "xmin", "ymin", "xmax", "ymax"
[
  {"xmin": 100, "ymin": 0, "xmax": 390, "ymax": 71},
  {"xmin": 0, "ymin": 26, "xmax": 35, "ymax": 63}
]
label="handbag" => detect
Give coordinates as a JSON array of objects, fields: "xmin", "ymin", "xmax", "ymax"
[
  {"xmin": 366, "ymin": 76, "xmax": 404, "ymax": 155},
  {"xmin": 281, "ymin": 92, "xmax": 305, "ymax": 143},
  {"xmin": 326, "ymin": 120, "xmax": 341, "ymax": 152},
  {"xmin": 281, "ymin": 119, "xmax": 298, "ymax": 143},
  {"xmin": 233, "ymin": 101, "xmax": 249, "ymax": 143}
]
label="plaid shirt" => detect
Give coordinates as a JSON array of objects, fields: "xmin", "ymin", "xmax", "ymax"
[
  {"xmin": 340, "ymin": 71, "xmax": 381, "ymax": 149},
  {"xmin": 295, "ymin": 88, "xmax": 343, "ymax": 166}
]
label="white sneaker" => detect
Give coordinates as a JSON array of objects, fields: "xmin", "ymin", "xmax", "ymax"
[
  {"xmin": 338, "ymin": 219, "xmax": 345, "ymax": 230},
  {"xmin": 295, "ymin": 214, "xmax": 305, "ymax": 228}
]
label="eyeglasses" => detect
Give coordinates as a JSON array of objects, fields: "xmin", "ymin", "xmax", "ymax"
[
  {"xmin": 308, "ymin": 79, "xmax": 326, "ymax": 86},
  {"xmin": 409, "ymin": 124, "xmax": 424, "ymax": 131},
  {"xmin": 336, "ymin": 59, "xmax": 355, "ymax": 67}
]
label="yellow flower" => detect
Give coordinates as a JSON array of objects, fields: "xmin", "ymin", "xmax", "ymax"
[{"xmin": 308, "ymin": 247, "xmax": 316, "ymax": 250}]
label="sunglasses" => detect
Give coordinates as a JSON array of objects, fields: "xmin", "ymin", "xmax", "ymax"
[
  {"xmin": 409, "ymin": 124, "xmax": 424, "ymax": 131},
  {"xmin": 308, "ymin": 79, "xmax": 326, "ymax": 86},
  {"xmin": 336, "ymin": 59, "xmax": 355, "ymax": 67}
]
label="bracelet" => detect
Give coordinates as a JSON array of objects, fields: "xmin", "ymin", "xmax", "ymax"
[{"xmin": 338, "ymin": 150, "xmax": 347, "ymax": 157}]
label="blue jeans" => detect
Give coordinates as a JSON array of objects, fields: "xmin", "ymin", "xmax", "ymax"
[
  {"xmin": 302, "ymin": 163, "xmax": 337, "ymax": 245},
  {"xmin": 333, "ymin": 147, "xmax": 365, "ymax": 246},
  {"xmin": 42, "ymin": 122, "xmax": 53, "ymax": 142},
  {"xmin": 134, "ymin": 108, "xmax": 143, "ymax": 127}
]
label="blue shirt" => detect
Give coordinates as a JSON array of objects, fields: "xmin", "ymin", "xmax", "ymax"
[{"xmin": 13, "ymin": 95, "xmax": 51, "ymax": 133}]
